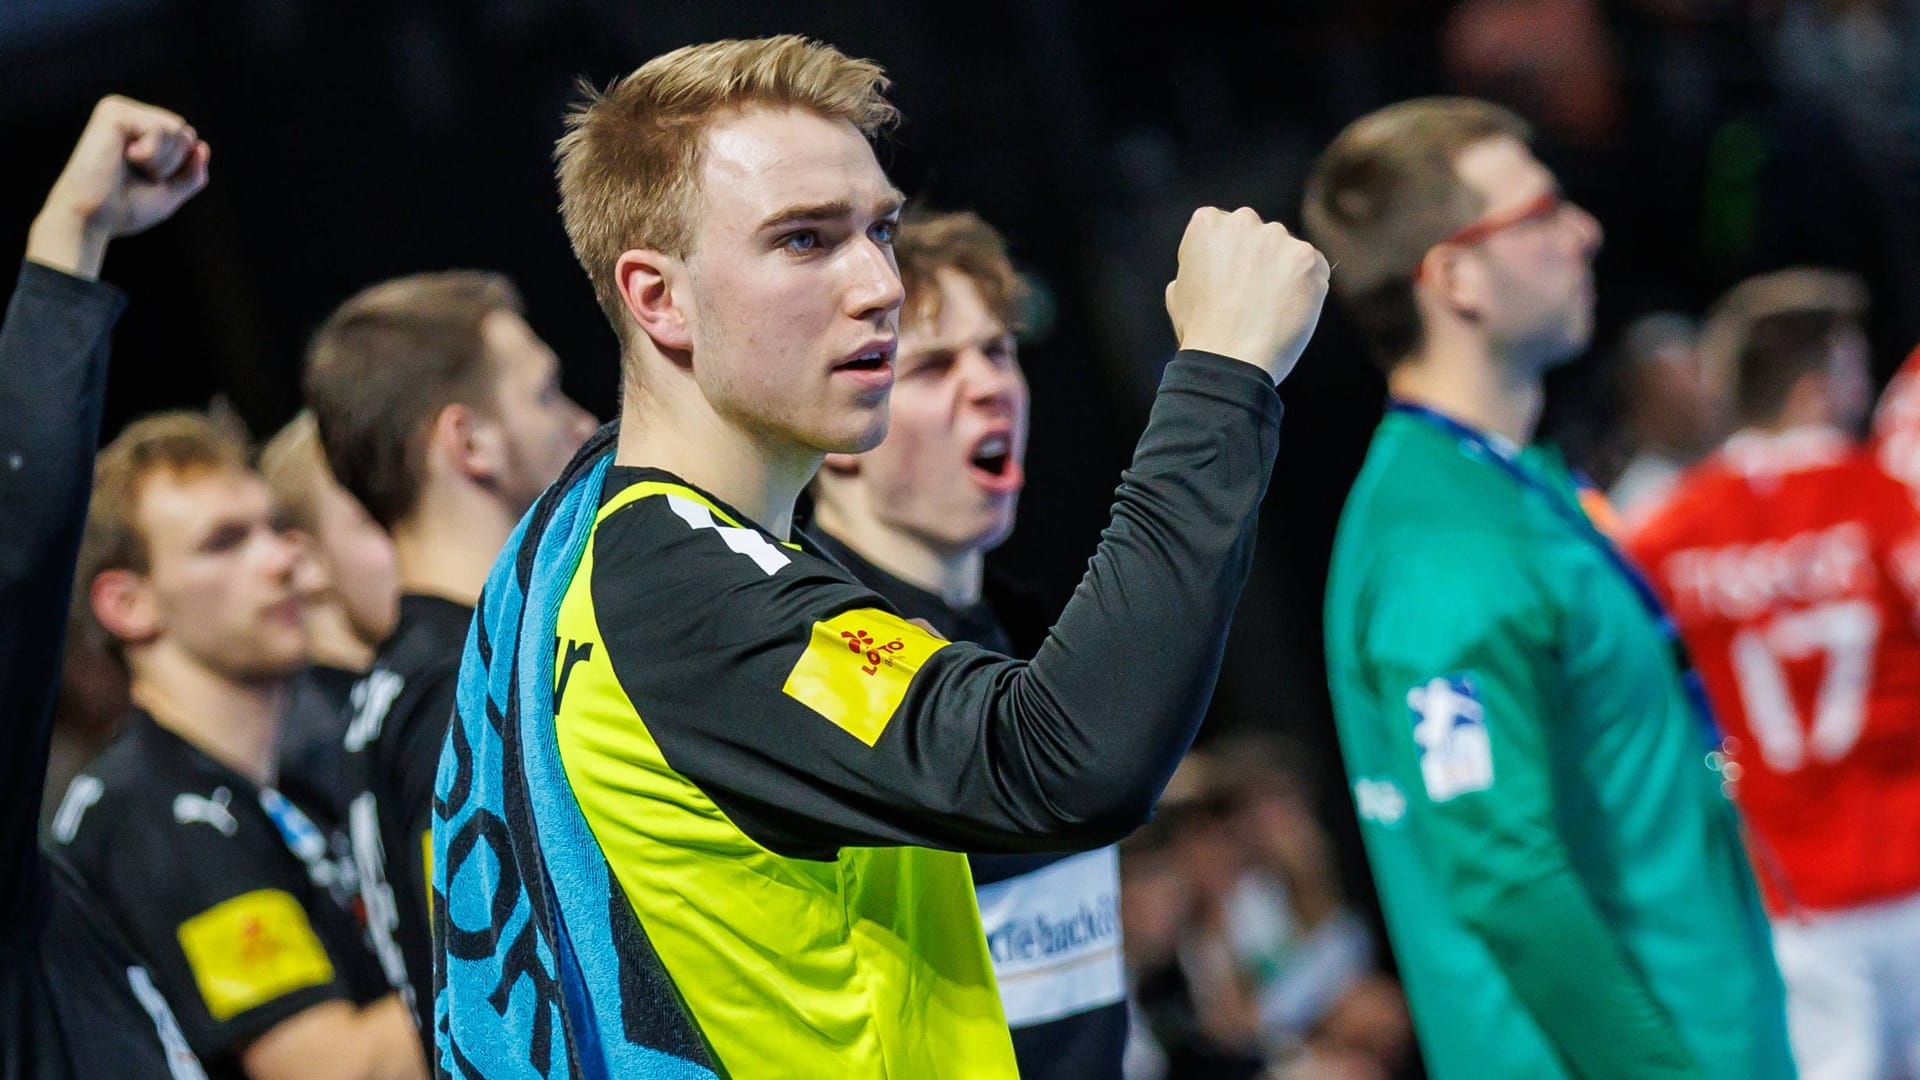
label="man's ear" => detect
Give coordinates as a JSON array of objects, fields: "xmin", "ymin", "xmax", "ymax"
[
  {"xmin": 616, "ymin": 248, "xmax": 693, "ymax": 354},
  {"xmin": 819, "ymin": 452, "xmax": 861, "ymax": 478},
  {"xmin": 91, "ymin": 568, "xmax": 159, "ymax": 647},
  {"xmin": 428, "ymin": 402, "xmax": 506, "ymax": 489},
  {"xmin": 1418, "ymin": 247, "xmax": 1488, "ymax": 323}
]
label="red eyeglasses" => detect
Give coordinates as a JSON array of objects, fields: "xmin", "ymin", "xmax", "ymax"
[{"xmin": 1411, "ymin": 191, "xmax": 1566, "ymax": 283}]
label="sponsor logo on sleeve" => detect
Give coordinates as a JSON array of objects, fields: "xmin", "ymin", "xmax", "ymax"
[
  {"xmin": 782, "ymin": 608, "xmax": 950, "ymax": 746},
  {"xmin": 1407, "ymin": 675, "xmax": 1494, "ymax": 801},
  {"xmin": 175, "ymin": 889, "xmax": 336, "ymax": 1020}
]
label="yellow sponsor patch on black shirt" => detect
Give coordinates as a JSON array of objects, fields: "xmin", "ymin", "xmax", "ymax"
[
  {"xmin": 783, "ymin": 608, "xmax": 950, "ymax": 746},
  {"xmin": 176, "ymin": 888, "xmax": 335, "ymax": 1021}
]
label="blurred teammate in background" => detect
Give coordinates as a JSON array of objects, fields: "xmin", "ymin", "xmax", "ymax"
[
  {"xmin": 300, "ymin": 271, "xmax": 595, "ymax": 1035},
  {"xmin": 1308, "ymin": 96, "xmax": 1791, "ymax": 1079},
  {"xmin": 808, "ymin": 209, "xmax": 1128, "ymax": 1077},
  {"xmin": 259, "ymin": 412, "xmax": 399, "ymax": 681},
  {"xmin": 1627, "ymin": 269, "xmax": 1920, "ymax": 1080},
  {"xmin": 259, "ymin": 411, "xmax": 399, "ymax": 821},
  {"xmin": 1872, "ymin": 343, "xmax": 1920, "ymax": 491},
  {"xmin": 3, "ymin": 91, "xmax": 213, "ymax": 1080},
  {"xmin": 1606, "ymin": 312, "xmax": 1720, "ymax": 523},
  {"xmin": 53, "ymin": 411, "xmax": 424, "ymax": 1080}
]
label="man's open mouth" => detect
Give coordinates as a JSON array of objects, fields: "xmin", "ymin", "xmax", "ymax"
[
  {"xmin": 967, "ymin": 432, "xmax": 1024, "ymax": 494},
  {"xmin": 838, "ymin": 349, "xmax": 890, "ymax": 372},
  {"xmin": 970, "ymin": 433, "xmax": 1012, "ymax": 476}
]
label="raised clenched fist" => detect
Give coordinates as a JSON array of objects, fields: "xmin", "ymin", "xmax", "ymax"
[
  {"xmin": 26, "ymin": 95, "xmax": 211, "ymax": 281},
  {"xmin": 1164, "ymin": 207, "xmax": 1329, "ymax": 386}
]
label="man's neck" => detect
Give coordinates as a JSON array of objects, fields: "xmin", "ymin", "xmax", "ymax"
[
  {"xmin": 130, "ymin": 649, "xmax": 286, "ymax": 786},
  {"xmin": 813, "ymin": 502, "xmax": 984, "ymax": 609},
  {"xmin": 302, "ymin": 605, "xmax": 374, "ymax": 673},
  {"xmin": 1389, "ymin": 344, "xmax": 1543, "ymax": 446},
  {"xmin": 615, "ymin": 390, "xmax": 816, "ymax": 540},
  {"xmin": 391, "ymin": 486, "xmax": 518, "ymax": 608},
  {"xmin": 1752, "ymin": 390, "xmax": 1836, "ymax": 438}
]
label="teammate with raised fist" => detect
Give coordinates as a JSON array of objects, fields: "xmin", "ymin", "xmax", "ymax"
[{"xmin": 3, "ymin": 93, "xmax": 214, "ymax": 1080}]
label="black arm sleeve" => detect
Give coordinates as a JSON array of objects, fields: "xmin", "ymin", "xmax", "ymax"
[
  {"xmin": 83, "ymin": 812, "xmax": 354, "ymax": 1061},
  {"xmin": 0, "ymin": 261, "xmax": 123, "ymax": 934},
  {"xmin": 589, "ymin": 351, "xmax": 1281, "ymax": 856}
]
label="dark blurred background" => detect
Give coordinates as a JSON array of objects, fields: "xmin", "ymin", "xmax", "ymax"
[{"xmin": 9, "ymin": 0, "xmax": 1920, "ymax": 1049}]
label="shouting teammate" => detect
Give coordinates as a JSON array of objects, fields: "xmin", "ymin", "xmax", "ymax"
[
  {"xmin": 54, "ymin": 411, "xmax": 425, "ymax": 1079},
  {"xmin": 809, "ymin": 209, "xmax": 1128, "ymax": 1076},
  {"xmin": 1627, "ymin": 270, "xmax": 1920, "ymax": 1079},
  {"xmin": 1308, "ymin": 98, "xmax": 1791, "ymax": 1078},
  {"xmin": 301, "ymin": 271, "xmax": 595, "ymax": 1035},
  {"xmin": 434, "ymin": 35, "xmax": 1325, "ymax": 1078}
]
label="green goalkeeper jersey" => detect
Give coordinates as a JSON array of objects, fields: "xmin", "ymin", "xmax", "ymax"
[{"xmin": 1324, "ymin": 408, "xmax": 1793, "ymax": 1080}]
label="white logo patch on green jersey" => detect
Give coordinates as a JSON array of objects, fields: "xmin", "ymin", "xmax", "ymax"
[
  {"xmin": 1408, "ymin": 675, "xmax": 1493, "ymax": 801},
  {"xmin": 1353, "ymin": 778, "xmax": 1407, "ymax": 827}
]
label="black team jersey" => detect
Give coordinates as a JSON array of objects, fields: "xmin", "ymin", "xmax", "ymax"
[
  {"xmin": 275, "ymin": 664, "xmax": 363, "ymax": 823},
  {"xmin": 4, "ymin": 858, "xmax": 208, "ymax": 1080},
  {"xmin": 51, "ymin": 711, "xmax": 388, "ymax": 1079},
  {"xmin": 334, "ymin": 594, "xmax": 472, "ymax": 1040},
  {"xmin": 811, "ymin": 531, "xmax": 1129, "ymax": 1079},
  {"xmin": 0, "ymin": 262, "xmax": 208, "ymax": 1080}
]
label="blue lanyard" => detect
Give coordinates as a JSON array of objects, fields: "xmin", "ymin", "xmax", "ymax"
[
  {"xmin": 1385, "ymin": 401, "xmax": 1724, "ymax": 753},
  {"xmin": 258, "ymin": 786, "xmax": 330, "ymax": 865}
]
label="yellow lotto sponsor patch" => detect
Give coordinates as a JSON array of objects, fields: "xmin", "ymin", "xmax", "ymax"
[
  {"xmin": 175, "ymin": 889, "xmax": 335, "ymax": 1021},
  {"xmin": 783, "ymin": 608, "xmax": 950, "ymax": 746}
]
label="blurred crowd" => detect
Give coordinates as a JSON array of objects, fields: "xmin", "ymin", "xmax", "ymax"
[{"xmin": 1120, "ymin": 738, "xmax": 1413, "ymax": 1080}]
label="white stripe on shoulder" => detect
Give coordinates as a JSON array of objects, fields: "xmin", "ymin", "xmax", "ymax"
[
  {"xmin": 51, "ymin": 774, "xmax": 104, "ymax": 844},
  {"xmin": 664, "ymin": 493, "xmax": 791, "ymax": 576}
]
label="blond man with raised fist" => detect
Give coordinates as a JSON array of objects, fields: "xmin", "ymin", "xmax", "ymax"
[{"xmin": 434, "ymin": 34, "xmax": 1324, "ymax": 1078}]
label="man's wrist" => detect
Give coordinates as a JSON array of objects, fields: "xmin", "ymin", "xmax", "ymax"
[
  {"xmin": 25, "ymin": 204, "xmax": 109, "ymax": 282},
  {"xmin": 1174, "ymin": 336, "xmax": 1282, "ymax": 384}
]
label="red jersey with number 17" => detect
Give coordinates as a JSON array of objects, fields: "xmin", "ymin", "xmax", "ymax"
[{"xmin": 1627, "ymin": 427, "xmax": 1920, "ymax": 914}]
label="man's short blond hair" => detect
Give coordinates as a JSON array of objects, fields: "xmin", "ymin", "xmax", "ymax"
[
  {"xmin": 555, "ymin": 35, "xmax": 899, "ymax": 351},
  {"xmin": 895, "ymin": 210, "xmax": 1028, "ymax": 337},
  {"xmin": 258, "ymin": 410, "xmax": 340, "ymax": 536},
  {"xmin": 1303, "ymin": 97, "xmax": 1530, "ymax": 369}
]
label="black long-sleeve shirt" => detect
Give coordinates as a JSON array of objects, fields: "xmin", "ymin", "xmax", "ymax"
[
  {"xmin": 810, "ymin": 530, "xmax": 1130, "ymax": 1079},
  {"xmin": 457, "ymin": 350, "xmax": 1282, "ymax": 1074},
  {"xmin": 0, "ymin": 261, "xmax": 209, "ymax": 1080}
]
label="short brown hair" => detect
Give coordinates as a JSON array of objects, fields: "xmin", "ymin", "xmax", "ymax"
[
  {"xmin": 74, "ymin": 412, "xmax": 251, "ymax": 655},
  {"xmin": 555, "ymin": 36, "xmax": 898, "ymax": 350},
  {"xmin": 304, "ymin": 271, "xmax": 523, "ymax": 529},
  {"xmin": 1302, "ymin": 97, "xmax": 1530, "ymax": 369},
  {"xmin": 1699, "ymin": 267, "xmax": 1866, "ymax": 415},
  {"xmin": 1733, "ymin": 309, "xmax": 1852, "ymax": 427},
  {"xmin": 895, "ymin": 210, "xmax": 1028, "ymax": 336}
]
